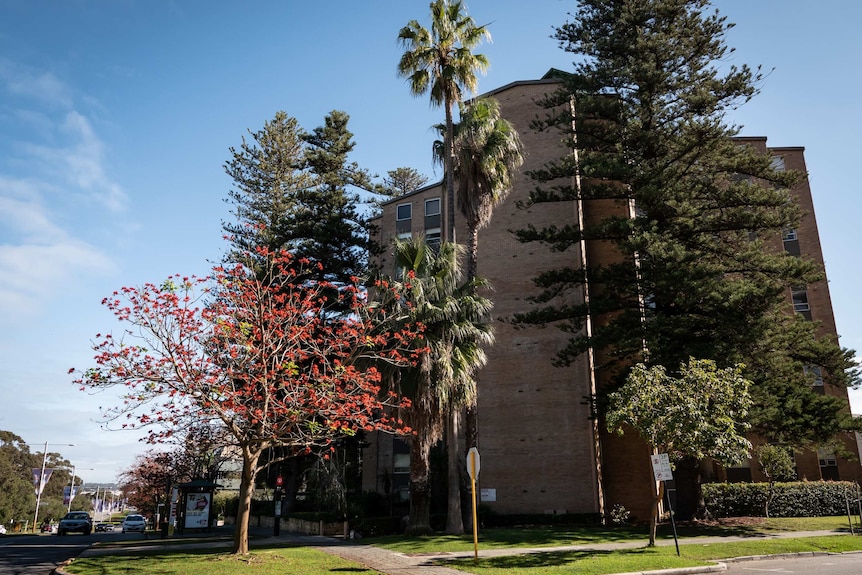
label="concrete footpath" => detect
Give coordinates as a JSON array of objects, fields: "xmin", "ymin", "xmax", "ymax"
[{"xmin": 55, "ymin": 527, "xmax": 851, "ymax": 575}]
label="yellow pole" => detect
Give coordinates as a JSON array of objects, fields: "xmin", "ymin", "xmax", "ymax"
[{"xmin": 470, "ymin": 451, "xmax": 479, "ymax": 562}]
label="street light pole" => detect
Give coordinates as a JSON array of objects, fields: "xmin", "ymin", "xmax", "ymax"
[
  {"xmin": 67, "ymin": 465, "xmax": 94, "ymax": 513},
  {"xmin": 67, "ymin": 464, "xmax": 76, "ymax": 513},
  {"xmin": 31, "ymin": 441, "xmax": 74, "ymax": 532}
]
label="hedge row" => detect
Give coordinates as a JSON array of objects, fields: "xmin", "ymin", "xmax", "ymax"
[{"xmin": 703, "ymin": 481, "xmax": 861, "ymax": 518}]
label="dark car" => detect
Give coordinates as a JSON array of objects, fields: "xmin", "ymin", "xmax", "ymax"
[
  {"xmin": 95, "ymin": 522, "xmax": 114, "ymax": 532},
  {"xmin": 57, "ymin": 512, "xmax": 92, "ymax": 536}
]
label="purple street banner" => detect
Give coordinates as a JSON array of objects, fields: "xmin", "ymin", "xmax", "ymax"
[
  {"xmin": 63, "ymin": 486, "xmax": 78, "ymax": 505},
  {"xmin": 31, "ymin": 468, "xmax": 54, "ymax": 496}
]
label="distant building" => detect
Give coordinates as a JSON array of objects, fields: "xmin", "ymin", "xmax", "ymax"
[{"xmin": 363, "ymin": 73, "xmax": 860, "ymax": 520}]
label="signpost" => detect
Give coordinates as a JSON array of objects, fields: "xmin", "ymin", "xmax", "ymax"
[
  {"xmin": 650, "ymin": 453, "xmax": 679, "ymax": 556},
  {"xmin": 466, "ymin": 447, "xmax": 480, "ymax": 562},
  {"xmin": 274, "ymin": 475, "xmax": 284, "ymax": 536}
]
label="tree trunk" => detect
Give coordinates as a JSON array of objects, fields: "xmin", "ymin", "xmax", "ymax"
[
  {"xmin": 765, "ymin": 479, "xmax": 774, "ymax": 518},
  {"xmin": 444, "ymin": 102, "xmax": 456, "ymax": 244},
  {"xmin": 233, "ymin": 449, "xmax": 260, "ymax": 555},
  {"xmin": 649, "ymin": 479, "xmax": 663, "ymax": 547},
  {"xmin": 407, "ymin": 431, "xmax": 434, "ymax": 535},
  {"xmin": 464, "ymin": 224, "xmax": 481, "ymax": 455},
  {"xmin": 446, "ymin": 408, "xmax": 465, "ymax": 534}
]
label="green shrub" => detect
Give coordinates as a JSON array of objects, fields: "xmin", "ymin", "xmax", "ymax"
[
  {"xmin": 703, "ymin": 481, "xmax": 860, "ymax": 517},
  {"xmin": 346, "ymin": 491, "xmax": 390, "ymax": 519},
  {"xmin": 349, "ymin": 515, "xmax": 403, "ymax": 537},
  {"xmin": 212, "ymin": 492, "xmax": 237, "ymax": 519}
]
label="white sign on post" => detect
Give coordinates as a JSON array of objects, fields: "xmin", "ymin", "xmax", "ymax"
[
  {"xmin": 467, "ymin": 447, "xmax": 481, "ymax": 480},
  {"xmin": 650, "ymin": 453, "xmax": 673, "ymax": 482}
]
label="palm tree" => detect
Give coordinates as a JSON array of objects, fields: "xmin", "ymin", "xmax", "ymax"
[
  {"xmin": 451, "ymin": 97, "xmax": 525, "ymax": 284},
  {"xmin": 397, "ymin": 0, "xmax": 491, "ymax": 244},
  {"xmin": 384, "ymin": 236, "xmax": 492, "ymax": 535},
  {"xmin": 437, "ymin": 97, "xmax": 524, "ymax": 454}
]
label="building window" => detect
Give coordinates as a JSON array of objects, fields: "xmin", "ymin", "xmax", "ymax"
[
  {"xmin": 393, "ymin": 453, "xmax": 410, "ymax": 475},
  {"xmin": 425, "ymin": 229, "xmax": 441, "ymax": 252},
  {"xmin": 804, "ymin": 365, "xmax": 824, "ymax": 386},
  {"xmin": 397, "ymin": 203, "xmax": 412, "ymax": 221},
  {"xmin": 726, "ymin": 458, "xmax": 752, "ymax": 483},
  {"xmin": 782, "ymin": 228, "xmax": 801, "ymax": 256},
  {"xmin": 771, "ymin": 156, "xmax": 786, "ymax": 171},
  {"xmin": 817, "ymin": 448, "xmax": 839, "ymax": 480},
  {"xmin": 425, "ymin": 198, "xmax": 441, "ymax": 217},
  {"xmin": 791, "ymin": 287, "xmax": 810, "ymax": 312}
]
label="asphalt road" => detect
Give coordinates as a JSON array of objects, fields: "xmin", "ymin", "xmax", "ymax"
[
  {"xmin": 0, "ymin": 531, "xmax": 145, "ymax": 575},
  {"xmin": 723, "ymin": 553, "xmax": 862, "ymax": 575}
]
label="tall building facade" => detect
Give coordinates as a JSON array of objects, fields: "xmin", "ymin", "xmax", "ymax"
[{"xmin": 363, "ymin": 74, "xmax": 860, "ymax": 520}]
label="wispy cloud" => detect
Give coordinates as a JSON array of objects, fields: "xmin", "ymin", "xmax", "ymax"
[
  {"xmin": 24, "ymin": 111, "xmax": 129, "ymax": 211},
  {"xmin": 0, "ymin": 186, "xmax": 114, "ymax": 317},
  {"xmin": 0, "ymin": 58, "xmax": 72, "ymax": 109},
  {"xmin": 0, "ymin": 60, "xmax": 125, "ymax": 319}
]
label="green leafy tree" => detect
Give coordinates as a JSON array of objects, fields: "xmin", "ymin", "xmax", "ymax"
[
  {"xmin": 606, "ymin": 358, "xmax": 752, "ymax": 546},
  {"xmin": 515, "ymin": 0, "xmax": 858, "ymax": 448},
  {"xmin": 755, "ymin": 444, "xmax": 796, "ymax": 518},
  {"xmin": 378, "ymin": 236, "xmax": 492, "ymax": 534},
  {"xmin": 0, "ymin": 431, "xmax": 37, "ymax": 529},
  {"xmin": 398, "ymin": 0, "xmax": 490, "ymax": 244}
]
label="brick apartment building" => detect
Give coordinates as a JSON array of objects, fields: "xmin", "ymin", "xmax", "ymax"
[{"xmin": 362, "ymin": 73, "xmax": 861, "ymax": 520}]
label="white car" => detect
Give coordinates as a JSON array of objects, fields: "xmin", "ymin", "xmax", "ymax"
[
  {"xmin": 0, "ymin": 524, "xmax": 6, "ymax": 535},
  {"xmin": 121, "ymin": 514, "xmax": 147, "ymax": 534}
]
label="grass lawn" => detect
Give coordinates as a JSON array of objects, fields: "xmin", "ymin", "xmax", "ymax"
[
  {"xmin": 444, "ymin": 535, "xmax": 862, "ymax": 575},
  {"xmin": 60, "ymin": 516, "xmax": 862, "ymax": 575},
  {"xmin": 63, "ymin": 546, "xmax": 379, "ymax": 575}
]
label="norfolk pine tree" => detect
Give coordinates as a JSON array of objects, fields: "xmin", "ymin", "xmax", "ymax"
[
  {"xmin": 223, "ymin": 111, "xmax": 311, "ymax": 268},
  {"xmin": 223, "ymin": 110, "xmax": 375, "ymax": 288},
  {"xmin": 382, "ymin": 167, "xmax": 430, "ymax": 198},
  {"xmin": 515, "ymin": 0, "xmax": 859, "ymax": 500}
]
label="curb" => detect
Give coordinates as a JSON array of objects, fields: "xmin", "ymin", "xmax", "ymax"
[{"xmin": 610, "ymin": 565, "xmax": 727, "ymax": 575}]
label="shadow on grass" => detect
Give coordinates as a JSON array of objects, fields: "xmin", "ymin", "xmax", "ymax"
[
  {"xmin": 443, "ymin": 545, "xmax": 701, "ymax": 573},
  {"xmin": 364, "ymin": 522, "xmax": 780, "ymax": 552},
  {"xmin": 448, "ymin": 549, "xmax": 619, "ymax": 569}
]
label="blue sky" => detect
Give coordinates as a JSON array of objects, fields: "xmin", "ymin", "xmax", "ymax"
[{"xmin": 1, "ymin": 0, "xmax": 860, "ymax": 484}]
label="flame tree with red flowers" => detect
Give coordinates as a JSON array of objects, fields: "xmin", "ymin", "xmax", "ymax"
[{"xmin": 70, "ymin": 247, "xmax": 419, "ymax": 554}]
